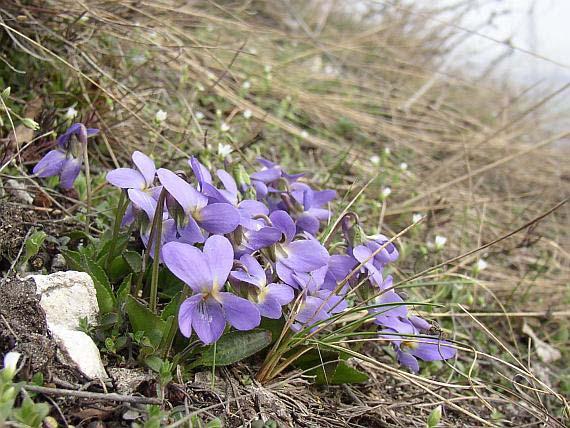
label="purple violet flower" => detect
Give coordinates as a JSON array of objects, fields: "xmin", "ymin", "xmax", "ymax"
[
  {"xmin": 157, "ymin": 168, "xmax": 240, "ymax": 243},
  {"xmin": 190, "ymin": 158, "xmax": 271, "ymax": 230},
  {"xmin": 395, "ymin": 336, "xmax": 456, "ymax": 374},
  {"xmin": 290, "ymin": 182, "xmax": 336, "ymax": 235},
  {"xmin": 289, "ymin": 265, "xmax": 347, "ymax": 331},
  {"xmin": 372, "ymin": 289, "xmax": 456, "ymax": 373},
  {"xmin": 269, "ymin": 210, "xmax": 329, "ymax": 286},
  {"xmin": 107, "ymin": 151, "xmax": 161, "ymax": 222},
  {"xmin": 230, "ymin": 254, "xmax": 294, "ymax": 319},
  {"xmin": 250, "ymin": 157, "xmax": 303, "ymax": 200},
  {"xmin": 162, "ymin": 236, "xmax": 261, "ymax": 344},
  {"xmin": 33, "ymin": 123, "xmax": 99, "ymax": 189}
]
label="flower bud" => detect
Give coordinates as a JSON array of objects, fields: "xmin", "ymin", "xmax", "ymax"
[
  {"xmin": 233, "ymin": 164, "xmax": 251, "ymax": 192},
  {"xmin": 155, "ymin": 109, "xmax": 167, "ymax": 123},
  {"xmin": 21, "ymin": 118, "xmax": 40, "ymax": 130},
  {"xmin": 427, "ymin": 405, "xmax": 442, "ymax": 427},
  {"xmin": 434, "ymin": 235, "xmax": 447, "ymax": 251},
  {"xmin": 472, "ymin": 258, "xmax": 488, "ymax": 275},
  {"xmin": 64, "ymin": 107, "xmax": 78, "ymax": 120},
  {"xmin": 2, "ymin": 351, "xmax": 21, "ymax": 380},
  {"xmin": 1, "ymin": 386, "xmax": 17, "ymax": 402}
]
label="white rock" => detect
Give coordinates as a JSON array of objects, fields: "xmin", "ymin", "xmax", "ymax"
[
  {"xmin": 50, "ymin": 326, "xmax": 107, "ymax": 379},
  {"xmin": 31, "ymin": 271, "xmax": 107, "ymax": 380},
  {"xmin": 32, "ymin": 271, "xmax": 99, "ymax": 328}
]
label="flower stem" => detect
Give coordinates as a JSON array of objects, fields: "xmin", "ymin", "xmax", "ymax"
[
  {"xmin": 83, "ymin": 144, "xmax": 92, "ymax": 234},
  {"xmin": 149, "ymin": 189, "xmax": 167, "ymax": 313},
  {"xmin": 105, "ymin": 190, "xmax": 127, "ymax": 271}
]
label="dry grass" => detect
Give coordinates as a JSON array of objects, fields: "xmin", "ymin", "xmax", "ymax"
[{"xmin": 1, "ymin": 0, "xmax": 569, "ymax": 425}]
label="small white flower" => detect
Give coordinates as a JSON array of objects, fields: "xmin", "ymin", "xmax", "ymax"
[
  {"xmin": 132, "ymin": 54, "xmax": 146, "ymax": 65},
  {"xmin": 215, "ymin": 109, "xmax": 222, "ymax": 117},
  {"xmin": 384, "ymin": 147, "xmax": 391, "ymax": 156},
  {"xmin": 243, "ymin": 109, "xmax": 253, "ymax": 119},
  {"xmin": 220, "ymin": 122, "xmax": 230, "ymax": 132},
  {"xmin": 370, "ymin": 155, "xmax": 380, "ymax": 165},
  {"xmin": 264, "ymin": 64, "xmax": 272, "ymax": 73},
  {"xmin": 218, "ymin": 143, "xmax": 233, "ymax": 158},
  {"xmin": 381, "ymin": 187, "xmax": 392, "ymax": 200},
  {"xmin": 400, "ymin": 162, "xmax": 408, "ymax": 171},
  {"xmin": 64, "ymin": 107, "xmax": 78, "ymax": 120},
  {"xmin": 155, "ymin": 109, "xmax": 167, "ymax": 122},
  {"xmin": 195, "ymin": 111, "xmax": 204, "ymax": 121},
  {"xmin": 475, "ymin": 259, "xmax": 488, "ymax": 272},
  {"xmin": 434, "ymin": 235, "xmax": 447, "ymax": 250},
  {"xmin": 300, "ymin": 130, "xmax": 309, "ymax": 139},
  {"xmin": 412, "ymin": 213, "xmax": 423, "ymax": 223},
  {"xmin": 196, "ymin": 83, "xmax": 205, "ymax": 92},
  {"xmin": 242, "ymin": 80, "xmax": 251, "ymax": 90},
  {"xmin": 3, "ymin": 351, "xmax": 21, "ymax": 376}
]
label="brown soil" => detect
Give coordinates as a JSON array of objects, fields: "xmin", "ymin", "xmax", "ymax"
[
  {"xmin": 0, "ymin": 276, "xmax": 83, "ymax": 384},
  {"xmin": 0, "ymin": 201, "xmax": 34, "ymax": 267}
]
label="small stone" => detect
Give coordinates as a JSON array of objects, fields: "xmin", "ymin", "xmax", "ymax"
[
  {"xmin": 50, "ymin": 254, "xmax": 67, "ymax": 272},
  {"xmin": 108, "ymin": 367, "xmax": 153, "ymax": 395},
  {"xmin": 5, "ymin": 179, "xmax": 33, "ymax": 204}
]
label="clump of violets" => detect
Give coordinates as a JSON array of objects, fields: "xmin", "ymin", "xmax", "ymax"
[
  {"xmin": 96, "ymin": 154, "xmax": 456, "ymax": 372},
  {"xmin": 33, "ymin": 123, "xmax": 99, "ymax": 189}
]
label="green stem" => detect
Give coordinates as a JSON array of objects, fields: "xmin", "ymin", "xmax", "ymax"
[
  {"xmin": 149, "ymin": 189, "xmax": 167, "ymax": 313},
  {"xmin": 134, "ymin": 192, "xmax": 163, "ymax": 297},
  {"xmin": 105, "ymin": 191, "xmax": 128, "ymax": 271},
  {"xmin": 83, "ymin": 144, "xmax": 92, "ymax": 234}
]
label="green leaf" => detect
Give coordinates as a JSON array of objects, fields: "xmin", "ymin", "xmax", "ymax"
[
  {"xmin": 328, "ymin": 362, "xmax": 369, "ymax": 385},
  {"xmin": 82, "ymin": 254, "xmax": 116, "ymax": 314},
  {"xmin": 294, "ymin": 349, "xmax": 360, "ymax": 385},
  {"xmin": 117, "ymin": 274, "xmax": 132, "ymax": 304},
  {"xmin": 109, "ymin": 255, "xmax": 130, "ymax": 281},
  {"xmin": 259, "ymin": 317, "xmax": 285, "ymax": 344},
  {"xmin": 427, "ymin": 405, "xmax": 442, "ymax": 427},
  {"xmin": 206, "ymin": 418, "xmax": 222, "ymax": 428},
  {"xmin": 144, "ymin": 355, "xmax": 164, "ymax": 372},
  {"xmin": 66, "ymin": 230, "xmax": 94, "ymax": 242},
  {"xmin": 123, "ymin": 251, "xmax": 142, "ymax": 273},
  {"xmin": 161, "ymin": 292, "xmax": 182, "ymax": 321},
  {"xmin": 125, "ymin": 295, "xmax": 166, "ymax": 349},
  {"xmin": 21, "ymin": 230, "xmax": 47, "ymax": 265},
  {"xmin": 193, "ymin": 329, "xmax": 272, "ymax": 367},
  {"xmin": 96, "ymin": 234, "xmax": 130, "ymax": 263},
  {"xmin": 61, "ymin": 250, "xmax": 83, "ymax": 271}
]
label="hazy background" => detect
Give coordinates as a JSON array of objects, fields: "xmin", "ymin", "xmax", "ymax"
[{"xmin": 451, "ymin": 0, "xmax": 569, "ymax": 86}]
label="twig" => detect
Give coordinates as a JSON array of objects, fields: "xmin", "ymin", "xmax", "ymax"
[
  {"xmin": 22, "ymin": 385, "xmax": 162, "ymax": 405},
  {"xmin": 1, "ymin": 313, "xmax": 20, "ymax": 340}
]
